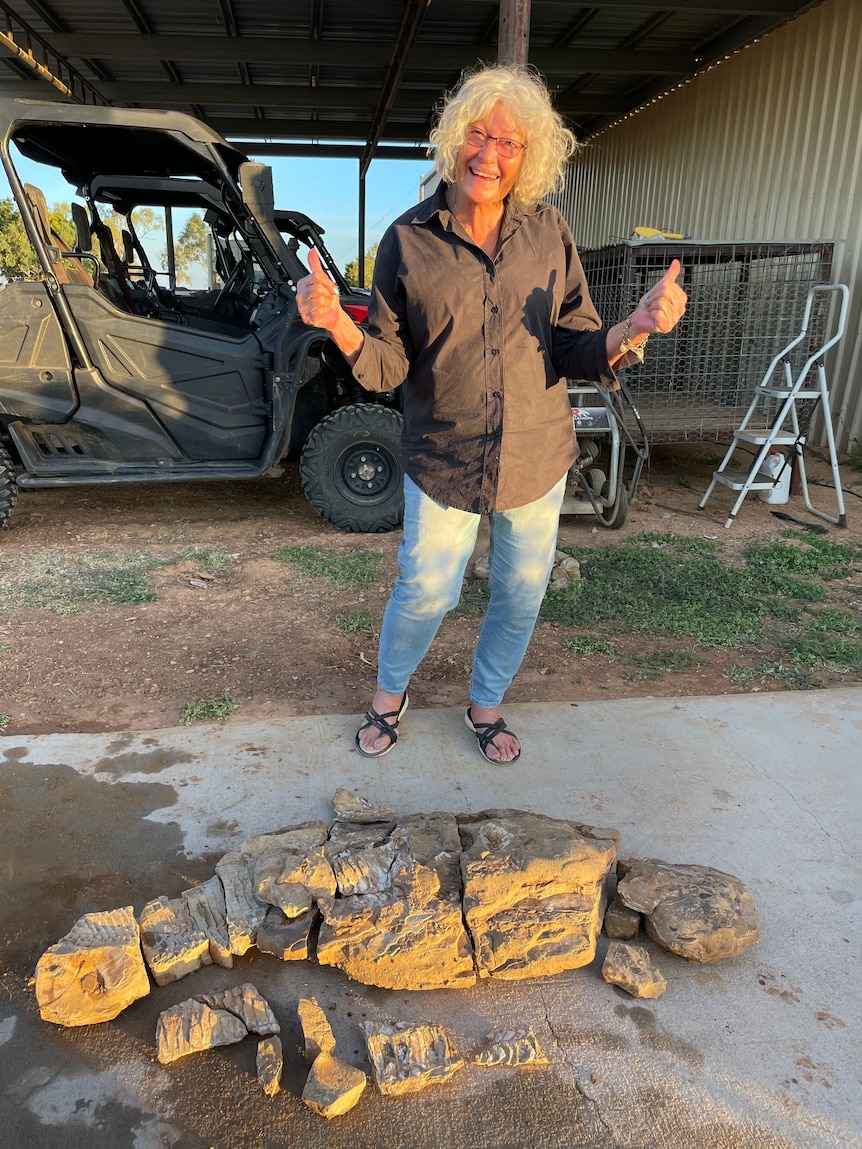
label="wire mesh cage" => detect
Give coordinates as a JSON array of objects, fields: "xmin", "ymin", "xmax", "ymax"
[{"xmin": 578, "ymin": 241, "xmax": 835, "ymax": 443}]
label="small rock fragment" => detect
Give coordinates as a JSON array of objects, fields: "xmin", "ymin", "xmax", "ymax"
[
  {"xmin": 604, "ymin": 894, "xmax": 641, "ymax": 940},
  {"xmin": 364, "ymin": 1022, "xmax": 463, "ymax": 1096},
  {"xmin": 617, "ymin": 858, "xmax": 759, "ymax": 963},
  {"xmin": 35, "ymin": 907, "xmax": 150, "ymax": 1027},
  {"xmin": 257, "ymin": 1036, "xmax": 283, "ymax": 1097},
  {"xmin": 332, "ymin": 788, "xmax": 395, "ymax": 824},
  {"xmin": 256, "ymin": 907, "xmax": 316, "ymax": 960},
  {"xmin": 196, "ymin": 983, "xmax": 280, "ymax": 1035},
  {"xmin": 297, "ymin": 996, "xmax": 336, "ymax": 1065},
  {"xmin": 302, "ymin": 1052, "xmax": 367, "ymax": 1118},
  {"xmin": 182, "ymin": 875, "xmax": 233, "ymax": 968},
  {"xmin": 602, "ymin": 941, "xmax": 667, "ymax": 999},
  {"xmin": 473, "ymin": 1027, "xmax": 547, "ymax": 1067},
  {"xmin": 139, "ymin": 895, "xmax": 212, "ymax": 986},
  {"xmin": 157, "ymin": 999, "xmax": 248, "ymax": 1064}
]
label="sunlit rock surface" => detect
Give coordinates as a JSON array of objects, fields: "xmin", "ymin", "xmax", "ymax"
[
  {"xmin": 298, "ymin": 996, "xmax": 336, "ymax": 1065},
  {"xmin": 332, "ymin": 787, "xmax": 395, "ymax": 824},
  {"xmin": 473, "ymin": 1027, "xmax": 547, "ymax": 1067},
  {"xmin": 302, "ymin": 1052, "xmax": 367, "ymax": 1118},
  {"xmin": 364, "ymin": 1022, "xmax": 464, "ymax": 1095},
  {"xmin": 617, "ymin": 858, "xmax": 760, "ymax": 963},
  {"xmin": 458, "ymin": 810, "xmax": 619, "ymax": 979},
  {"xmin": 182, "ymin": 875, "xmax": 233, "ymax": 968},
  {"xmin": 257, "ymin": 1036, "xmax": 283, "ymax": 1097},
  {"xmin": 602, "ymin": 940, "xmax": 667, "ymax": 998},
  {"xmin": 251, "ymin": 822, "xmax": 336, "ymax": 916},
  {"xmin": 139, "ymin": 895, "xmax": 212, "ymax": 986},
  {"xmin": 317, "ymin": 812, "xmax": 475, "ymax": 991},
  {"xmin": 214, "ymin": 851, "xmax": 267, "ymax": 956},
  {"xmin": 156, "ymin": 982, "xmax": 278, "ymax": 1063},
  {"xmin": 35, "ymin": 906, "xmax": 150, "ymax": 1027}
]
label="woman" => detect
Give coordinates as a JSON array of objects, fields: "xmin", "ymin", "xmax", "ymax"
[{"xmin": 297, "ymin": 65, "xmax": 686, "ymax": 763}]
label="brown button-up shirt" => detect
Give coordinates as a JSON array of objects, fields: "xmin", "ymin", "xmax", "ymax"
[{"xmin": 351, "ymin": 184, "xmax": 619, "ymax": 513}]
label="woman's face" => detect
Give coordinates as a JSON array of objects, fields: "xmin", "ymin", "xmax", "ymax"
[{"xmin": 454, "ymin": 103, "xmax": 526, "ymax": 210}]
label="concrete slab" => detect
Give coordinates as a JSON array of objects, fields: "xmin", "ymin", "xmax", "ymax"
[{"xmin": 1, "ymin": 689, "xmax": 860, "ymax": 1148}]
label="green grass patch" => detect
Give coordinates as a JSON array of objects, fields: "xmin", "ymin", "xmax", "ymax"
[
  {"xmin": 451, "ymin": 578, "xmax": 491, "ymax": 619},
  {"xmin": 744, "ymin": 531, "xmax": 859, "ymax": 584},
  {"xmin": 723, "ymin": 665, "xmax": 757, "ymax": 689},
  {"xmin": 0, "ymin": 546, "xmax": 234, "ymax": 614},
  {"xmin": 780, "ymin": 633, "xmax": 862, "ymax": 674},
  {"xmin": 0, "ymin": 713, "xmax": 10, "ymax": 730},
  {"xmin": 806, "ymin": 607, "xmax": 858, "ymax": 634},
  {"xmin": 564, "ymin": 633, "xmax": 614, "ymax": 656},
  {"xmin": 180, "ymin": 692, "xmax": 240, "ymax": 725},
  {"xmin": 336, "ymin": 609, "xmax": 375, "ymax": 635},
  {"xmin": 271, "ymin": 545, "xmax": 383, "ymax": 589},
  {"xmin": 625, "ymin": 650, "xmax": 702, "ymax": 673}
]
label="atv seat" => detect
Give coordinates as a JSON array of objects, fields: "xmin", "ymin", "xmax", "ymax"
[{"xmin": 23, "ymin": 183, "xmax": 95, "ymax": 287}]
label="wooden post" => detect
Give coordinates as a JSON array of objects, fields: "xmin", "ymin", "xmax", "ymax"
[{"xmin": 497, "ymin": 0, "xmax": 531, "ymax": 67}]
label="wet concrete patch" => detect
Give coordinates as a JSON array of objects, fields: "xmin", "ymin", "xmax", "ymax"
[
  {"xmin": 0, "ymin": 761, "xmax": 208, "ymax": 970},
  {"xmin": 92, "ymin": 747, "xmax": 196, "ymax": 776},
  {"xmin": 615, "ymin": 1002, "xmax": 704, "ymax": 1069}
]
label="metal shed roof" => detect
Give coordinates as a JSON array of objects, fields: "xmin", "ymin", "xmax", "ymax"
[{"xmin": 0, "ymin": 0, "xmax": 823, "ymax": 165}]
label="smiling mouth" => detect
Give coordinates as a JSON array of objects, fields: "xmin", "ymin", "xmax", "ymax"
[{"xmin": 469, "ymin": 166, "xmax": 499, "ymax": 181}]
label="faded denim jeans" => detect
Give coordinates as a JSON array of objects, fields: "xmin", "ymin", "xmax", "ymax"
[{"xmin": 377, "ymin": 473, "xmax": 566, "ymax": 708}]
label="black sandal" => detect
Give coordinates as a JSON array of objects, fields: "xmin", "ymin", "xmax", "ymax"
[
  {"xmin": 464, "ymin": 707, "xmax": 521, "ymax": 764},
  {"xmin": 355, "ymin": 692, "xmax": 409, "ymax": 758}
]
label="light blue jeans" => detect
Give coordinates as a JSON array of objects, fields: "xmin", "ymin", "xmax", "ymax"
[{"xmin": 377, "ymin": 473, "xmax": 566, "ymax": 708}]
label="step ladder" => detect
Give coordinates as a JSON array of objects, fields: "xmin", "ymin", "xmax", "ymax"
[{"xmin": 699, "ymin": 284, "xmax": 849, "ymax": 529}]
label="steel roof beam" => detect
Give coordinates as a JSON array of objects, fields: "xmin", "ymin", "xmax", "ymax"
[{"xmin": 43, "ymin": 35, "xmax": 695, "ymax": 75}]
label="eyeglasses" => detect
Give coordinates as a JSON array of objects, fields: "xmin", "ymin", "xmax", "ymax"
[{"xmin": 464, "ymin": 127, "xmax": 527, "ymax": 159}]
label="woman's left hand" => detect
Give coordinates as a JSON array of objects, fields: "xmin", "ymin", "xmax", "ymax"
[{"xmin": 631, "ymin": 258, "xmax": 688, "ymax": 334}]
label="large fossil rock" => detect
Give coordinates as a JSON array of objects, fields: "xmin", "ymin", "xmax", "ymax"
[
  {"xmin": 317, "ymin": 812, "xmax": 475, "ymax": 991},
  {"xmin": 364, "ymin": 1022, "xmax": 464, "ymax": 1096},
  {"xmin": 156, "ymin": 982, "xmax": 278, "ymax": 1063},
  {"xmin": 182, "ymin": 875, "xmax": 233, "ymax": 968},
  {"xmin": 602, "ymin": 940, "xmax": 667, "ymax": 998},
  {"xmin": 616, "ymin": 858, "xmax": 760, "ymax": 963},
  {"xmin": 139, "ymin": 895, "xmax": 212, "ymax": 986},
  {"xmin": 458, "ymin": 810, "xmax": 619, "ymax": 979},
  {"xmin": 35, "ymin": 906, "xmax": 150, "ymax": 1027}
]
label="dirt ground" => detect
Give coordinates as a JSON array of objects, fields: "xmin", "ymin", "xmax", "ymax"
[{"xmin": 1, "ymin": 444, "xmax": 860, "ymax": 736}]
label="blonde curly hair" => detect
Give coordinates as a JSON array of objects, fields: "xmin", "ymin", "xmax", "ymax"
[{"xmin": 429, "ymin": 65, "xmax": 578, "ymax": 206}]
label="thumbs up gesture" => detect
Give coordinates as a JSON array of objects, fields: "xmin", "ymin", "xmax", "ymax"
[
  {"xmin": 631, "ymin": 258, "xmax": 688, "ymax": 335},
  {"xmin": 296, "ymin": 247, "xmax": 344, "ymax": 332}
]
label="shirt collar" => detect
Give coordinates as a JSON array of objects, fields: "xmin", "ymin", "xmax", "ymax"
[{"xmin": 412, "ymin": 183, "xmax": 541, "ymax": 236}]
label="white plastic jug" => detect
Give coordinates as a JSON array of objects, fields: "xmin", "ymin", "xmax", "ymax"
[{"xmin": 757, "ymin": 450, "xmax": 791, "ymax": 504}]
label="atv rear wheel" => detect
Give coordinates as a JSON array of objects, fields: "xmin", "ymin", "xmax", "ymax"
[
  {"xmin": 0, "ymin": 443, "xmax": 18, "ymax": 530},
  {"xmin": 300, "ymin": 404, "xmax": 404, "ymax": 533}
]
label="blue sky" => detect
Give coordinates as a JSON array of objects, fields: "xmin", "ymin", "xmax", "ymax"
[{"xmin": 1, "ymin": 147, "xmax": 435, "ymax": 276}]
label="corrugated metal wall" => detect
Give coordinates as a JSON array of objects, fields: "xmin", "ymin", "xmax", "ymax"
[{"xmin": 552, "ymin": 0, "xmax": 862, "ymax": 450}]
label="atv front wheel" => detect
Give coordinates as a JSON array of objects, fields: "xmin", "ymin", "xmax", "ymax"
[
  {"xmin": 0, "ymin": 443, "xmax": 18, "ymax": 530},
  {"xmin": 300, "ymin": 404, "xmax": 404, "ymax": 532}
]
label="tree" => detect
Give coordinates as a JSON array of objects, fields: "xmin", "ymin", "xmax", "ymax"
[
  {"xmin": 0, "ymin": 197, "xmax": 77, "ymax": 280},
  {"xmin": 173, "ymin": 213, "xmax": 209, "ymax": 286},
  {"xmin": 344, "ymin": 242, "xmax": 378, "ymax": 288},
  {"xmin": 0, "ymin": 197, "xmax": 40, "ymax": 279}
]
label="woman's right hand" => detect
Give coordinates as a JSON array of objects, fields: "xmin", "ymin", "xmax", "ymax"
[{"xmin": 296, "ymin": 248, "xmax": 343, "ymax": 332}]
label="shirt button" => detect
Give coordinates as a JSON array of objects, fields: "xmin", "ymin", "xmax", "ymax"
[
  {"xmin": 492, "ymin": 390, "xmax": 502, "ymax": 398},
  {"xmin": 491, "ymin": 348, "xmax": 500, "ymax": 356},
  {"xmin": 490, "ymin": 304, "xmax": 499, "ymax": 314}
]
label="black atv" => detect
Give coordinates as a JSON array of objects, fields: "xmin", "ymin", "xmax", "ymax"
[{"xmin": 0, "ymin": 98, "xmax": 403, "ymax": 533}]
